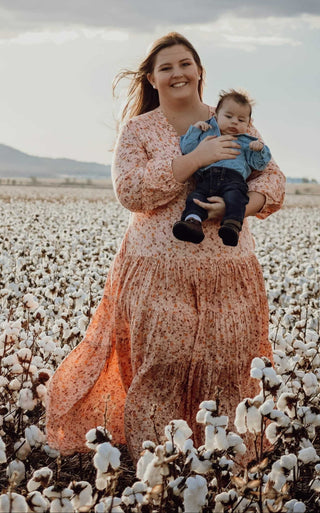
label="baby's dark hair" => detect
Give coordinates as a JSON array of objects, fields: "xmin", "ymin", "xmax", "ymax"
[{"xmin": 215, "ymin": 89, "xmax": 255, "ymax": 119}]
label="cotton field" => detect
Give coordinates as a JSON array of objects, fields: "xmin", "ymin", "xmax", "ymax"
[{"xmin": 1, "ymin": 185, "xmax": 320, "ymax": 512}]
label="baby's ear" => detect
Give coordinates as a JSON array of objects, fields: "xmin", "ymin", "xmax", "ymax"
[{"xmin": 249, "ymin": 117, "xmax": 254, "ymax": 127}]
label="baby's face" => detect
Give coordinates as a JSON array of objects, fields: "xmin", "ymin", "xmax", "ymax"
[{"xmin": 216, "ymin": 98, "xmax": 251, "ymax": 135}]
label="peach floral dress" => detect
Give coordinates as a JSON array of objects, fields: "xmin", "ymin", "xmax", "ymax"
[{"xmin": 46, "ymin": 106, "xmax": 285, "ymax": 461}]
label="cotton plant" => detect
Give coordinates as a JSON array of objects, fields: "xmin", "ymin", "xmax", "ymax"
[
  {"xmin": 2, "ymin": 191, "xmax": 320, "ymax": 510},
  {"xmin": 69, "ymin": 481, "xmax": 94, "ymax": 512},
  {"xmin": 43, "ymin": 485, "xmax": 74, "ymax": 512},
  {"xmin": 85, "ymin": 427, "xmax": 121, "ymax": 492},
  {"xmin": 0, "ymin": 492, "xmax": 29, "ymax": 513}
]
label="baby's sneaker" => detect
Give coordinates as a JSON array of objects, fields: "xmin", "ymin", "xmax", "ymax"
[{"xmin": 173, "ymin": 219, "xmax": 204, "ymax": 244}]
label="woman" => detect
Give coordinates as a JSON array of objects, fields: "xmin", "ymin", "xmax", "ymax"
[{"xmin": 46, "ymin": 33, "xmax": 285, "ymax": 462}]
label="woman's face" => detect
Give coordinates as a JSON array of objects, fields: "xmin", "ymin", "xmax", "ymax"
[{"xmin": 148, "ymin": 44, "xmax": 201, "ymax": 104}]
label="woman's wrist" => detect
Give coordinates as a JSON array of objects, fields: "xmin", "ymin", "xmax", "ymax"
[
  {"xmin": 172, "ymin": 152, "xmax": 202, "ymax": 184},
  {"xmin": 245, "ymin": 191, "xmax": 266, "ymax": 217}
]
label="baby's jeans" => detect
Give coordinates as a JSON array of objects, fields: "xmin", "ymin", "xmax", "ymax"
[{"xmin": 181, "ymin": 166, "xmax": 249, "ymax": 225}]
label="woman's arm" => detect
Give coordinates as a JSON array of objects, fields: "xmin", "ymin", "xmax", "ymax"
[
  {"xmin": 172, "ymin": 134, "xmax": 241, "ymax": 183},
  {"xmin": 112, "ymin": 119, "xmax": 187, "ymax": 212},
  {"xmin": 112, "ymin": 118, "xmax": 242, "ymax": 212},
  {"xmin": 193, "ymin": 191, "xmax": 266, "ymax": 222},
  {"xmin": 247, "ymin": 126, "xmax": 286, "ymax": 219}
]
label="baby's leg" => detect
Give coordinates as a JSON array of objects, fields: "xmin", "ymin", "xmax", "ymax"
[
  {"xmin": 218, "ymin": 178, "xmax": 249, "ymax": 246},
  {"xmin": 181, "ymin": 176, "xmax": 211, "ymax": 222}
]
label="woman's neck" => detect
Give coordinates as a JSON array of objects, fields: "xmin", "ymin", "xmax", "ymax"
[{"xmin": 159, "ymin": 99, "xmax": 210, "ymax": 136}]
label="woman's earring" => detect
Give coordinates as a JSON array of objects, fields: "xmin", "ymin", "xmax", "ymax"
[
  {"xmin": 153, "ymin": 85, "xmax": 157, "ymax": 89},
  {"xmin": 198, "ymin": 76, "xmax": 201, "ymax": 80}
]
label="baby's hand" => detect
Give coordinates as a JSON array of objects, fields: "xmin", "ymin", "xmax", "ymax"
[
  {"xmin": 194, "ymin": 120, "xmax": 211, "ymax": 131},
  {"xmin": 249, "ymin": 140, "xmax": 264, "ymax": 152}
]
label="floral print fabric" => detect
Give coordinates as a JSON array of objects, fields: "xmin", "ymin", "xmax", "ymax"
[{"xmin": 46, "ymin": 107, "xmax": 286, "ymax": 461}]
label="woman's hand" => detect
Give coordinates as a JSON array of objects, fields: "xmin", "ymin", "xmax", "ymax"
[
  {"xmin": 172, "ymin": 135, "xmax": 241, "ymax": 184},
  {"xmin": 194, "ymin": 135, "xmax": 241, "ymax": 169},
  {"xmin": 193, "ymin": 191, "xmax": 266, "ymax": 222},
  {"xmin": 193, "ymin": 196, "xmax": 226, "ymax": 221}
]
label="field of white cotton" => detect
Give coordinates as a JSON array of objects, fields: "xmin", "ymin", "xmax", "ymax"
[{"xmin": 0, "ymin": 185, "xmax": 320, "ymax": 512}]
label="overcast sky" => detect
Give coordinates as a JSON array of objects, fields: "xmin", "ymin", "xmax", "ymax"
[{"xmin": 0, "ymin": 0, "xmax": 319, "ymax": 179}]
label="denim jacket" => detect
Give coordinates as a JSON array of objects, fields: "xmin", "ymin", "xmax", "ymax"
[{"xmin": 180, "ymin": 117, "xmax": 271, "ymax": 180}]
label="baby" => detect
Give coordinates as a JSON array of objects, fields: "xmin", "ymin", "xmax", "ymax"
[{"xmin": 173, "ymin": 89, "xmax": 272, "ymax": 246}]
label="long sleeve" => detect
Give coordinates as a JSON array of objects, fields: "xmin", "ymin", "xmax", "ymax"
[
  {"xmin": 245, "ymin": 144, "xmax": 271, "ymax": 171},
  {"xmin": 112, "ymin": 116, "xmax": 186, "ymax": 213},
  {"xmin": 247, "ymin": 126, "xmax": 286, "ymax": 219}
]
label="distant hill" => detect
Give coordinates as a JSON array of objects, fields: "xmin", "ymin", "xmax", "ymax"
[{"xmin": 0, "ymin": 143, "xmax": 111, "ymax": 179}]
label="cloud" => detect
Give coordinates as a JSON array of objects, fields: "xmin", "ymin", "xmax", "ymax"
[{"xmin": 0, "ymin": 0, "xmax": 319, "ymax": 37}]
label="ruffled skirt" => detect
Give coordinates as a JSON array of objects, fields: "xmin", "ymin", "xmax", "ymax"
[{"xmin": 46, "ymin": 247, "xmax": 272, "ymax": 461}]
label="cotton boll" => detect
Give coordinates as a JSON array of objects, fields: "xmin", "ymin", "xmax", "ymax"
[
  {"xmin": 293, "ymin": 502, "xmax": 306, "ymax": 512},
  {"xmin": 205, "ymin": 414, "xmax": 228, "ymax": 427},
  {"xmin": 199, "ymin": 400, "xmax": 217, "ymax": 411},
  {"xmin": 132, "ymin": 481, "xmax": 148, "ymax": 495},
  {"xmin": 85, "ymin": 426, "xmax": 112, "ymax": 449},
  {"xmin": 14, "ymin": 437, "xmax": 32, "ymax": 460},
  {"xmin": 267, "ymin": 461, "xmax": 287, "ymax": 492},
  {"xmin": 277, "ymin": 393, "xmax": 296, "ymax": 416},
  {"xmin": 35, "ymin": 384, "xmax": 47, "ymax": 405},
  {"xmin": 284, "ymin": 500, "xmax": 306, "ymax": 513},
  {"xmin": 9, "ymin": 378, "xmax": 22, "ymax": 390},
  {"xmin": 140, "ymin": 446, "xmax": 166, "ymax": 487},
  {"xmin": 234, "ymin": 401, "xmax": 247, "ymax": 434},
  {"xmin": 262, "ymin": 367, "xmax": 281, "ymax": 388},
  {"xmin": 164, "ymin": 419, "xmax": 192, "ymax": 450},
  {"xmin": 25, "ymin": 425, "xmax": 46, "ymax": 447},
  {"xmin": 94, "ymin": 497, "xmax": 124, "ymax": 513},
  {"xmin": 27, "ymin": 467, "xmax": 53, "ymax": 492},
  {"xmin": 226, "ymin": 432, "xmax": 246, "ymax": 455},
  {"xmin": 0, "ymin": 436, "xmax": 7, "ymax": 464},
  {"xmin": 136, "ymin": 448, "xmax": 156, "ymax": 481},
  {"xmin": 280, "ymin": 454, "xmax": 297, "ymax": 470},
  {"xmin": 214, "ymin": 427, "xmax": 229, "ymax": 451},
  {"xmin": 0, "ymin": 376, "xmax": 9, "ymax": 388},
  {"xmin": 298, "ymin": 447, "xmax": 319, "ymax": 464},
  {"xmin": 246, "ymin": 406, "xmax": 262, "ymax": 433},
  {"xmin": 69, "ymin": 481, "xmax": 93, "ymax": 511},
  {"xmin": 310, "ymin": 478, "xmax": 320, "ymax": 492},
  {"xmin": 251, "ymin": 357, "xmax": 265, "ymax": 370},
  {"xmin": 121, "ymin": 482, "xmax": 147, "ymax": 507},
  {"xmin": 26, "ymin": 491, "xmax": 50, "ymax": 513},
  {"xmin": 121, "ymin": 487, "xmax": 135, "ymax": 506},
  {"xmin": 48, "ymin": 497, "xmax": 73, "ymax": 512},
  {"xmin": 0, "ymin": 493, "xmax": 28, "ymax": 513},
  {"xmin": 6, "ymin": 459, "xmax": 26, "ymax": 485},
  {"xmin": 42, "ymin": 445, "xmax": 59, "ymax": 459},
  {"xmin": 259, "ymin": 399, "xmax": 274, "ymax": 416},
  {"xmin": 95, "ymin": 472, "xmax": 112, "ymax": 492},
  {"xmin": 196, "ymin": 401, "xmax": 217, "ymax": 423},
  {"xmin": 302, "ymin": 372, "xmax": 318, "ymax": 396},
  {"xmin": 168, "ymin": 476, "xmax": 185, "ymax": 496},
  {"xmin": 18, "ymin": 388, "xmax": 36, "ymax": 410},
  {"xmin": 43, "ymin": 487, "xmax": 73, "ymax": 499},
  {"xmin": 183, "ymin": 475, "xmax": 208, "ymax": 513},
  {"xmin": 93, "ymin": 442, "xmax": 121, "ymax": 473},
  {"xmin": 250, "ymin": 367, "xmax": 263, "ymax": 379},
  {"xmin": 219, "ymin": 456, "xmax": 234, "ymax": 471},
  {"xmin": 17, "ymin": 347, "xmax": 32, "ymax": 361},
  {"xmin": 265, "ymin": 423, "xmax": 279, "ymax": 444},
  {"xmin": 23, "ymin": 293, "xmax": 39, "ymax": 311}
]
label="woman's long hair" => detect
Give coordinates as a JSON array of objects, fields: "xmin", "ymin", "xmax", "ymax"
[{"xmin": 113, "ymin": 32, "xmax": 205, "ymax": 123}]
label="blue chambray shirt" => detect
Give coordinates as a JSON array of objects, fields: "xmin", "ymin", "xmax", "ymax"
[{"xmin": 180, "ymin": 117, "xmax": 271, "ymax": 180}]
